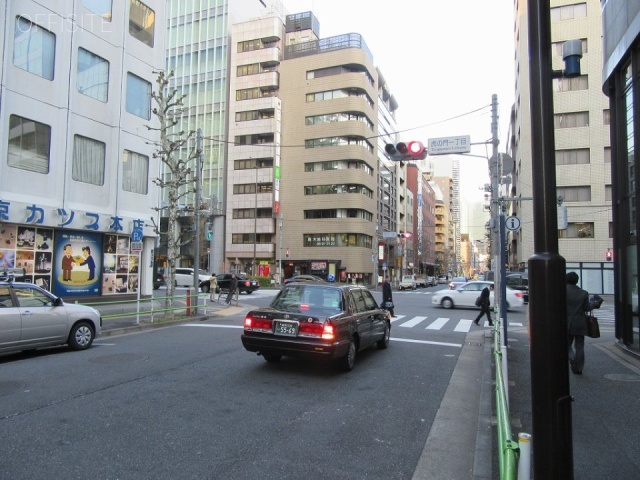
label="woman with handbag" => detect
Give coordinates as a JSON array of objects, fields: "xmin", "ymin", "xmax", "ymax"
[
  {"xmin": 566, "ymin": 272, "xmax": 590, "ymax": 375},
  {"xmin": 382, "ymin": 276, "xmax": 395, "ymax": 317}
]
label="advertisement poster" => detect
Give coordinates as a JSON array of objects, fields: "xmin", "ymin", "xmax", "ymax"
[
  {"xmin": 102, "ymin": 234, "xmax": 139, "ymax": 295},
  {"xmin": 54, "ymin": 230, "xmax": 102, "ymax": 297}
]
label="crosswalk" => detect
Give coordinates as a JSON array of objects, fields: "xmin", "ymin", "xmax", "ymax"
[{"xmin": 390, "ymin": 314, "xmax": 525, "ymax": 333}]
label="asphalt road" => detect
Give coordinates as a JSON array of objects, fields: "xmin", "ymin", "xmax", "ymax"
[{"xmin": 0, "ymin": 286, "xmax": 527, "ymax": 479}]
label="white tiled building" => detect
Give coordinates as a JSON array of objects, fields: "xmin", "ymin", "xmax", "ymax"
[{"xmin": 0, "ymin": 0, "xmax": 165, "ymax": 297}]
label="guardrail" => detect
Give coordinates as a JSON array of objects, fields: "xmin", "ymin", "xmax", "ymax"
[
  {"xmin": 78, "ymin": 291, "xmax": 210, "ymax": 323},
  {"xmin": 493, "ymin": 320, "xmax": 520, "ymax": 479}
]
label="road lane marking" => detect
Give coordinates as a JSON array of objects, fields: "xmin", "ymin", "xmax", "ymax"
[
  {"xmin": 390, "ymin": 337, "xmax": 462, "ymax": 348},
  {"xmin": 455, "ymin": 319, "xmax": 474, "ymax": 332},
  {"xmin": 399, "ymin": 316, "xmax": 427, "ymax": 328},
  {"xmin": 426, "ymin": 317, "xmax": 449, "ymax": 330}
]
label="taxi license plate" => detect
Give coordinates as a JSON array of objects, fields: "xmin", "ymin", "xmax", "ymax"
[{"xmin": 274, "ymin": 321, "xmax": 297, "ymax": 336}]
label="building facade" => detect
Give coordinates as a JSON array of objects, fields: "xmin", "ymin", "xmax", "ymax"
[
  {"xmin": 163, "ymin": 0, "xmax": 268, "ymax": 274},
  {"xmin": 225, "ymin": 10, "xmax": 406, "ymax": 285},
  {"xmin": 602, "ymin": 0, "xmax": 640, "ymax": 354},
  {"xmin": 0, "ymin": 0, "xmax": 165, "ymax": 298},
  {"xmin": 511, "ymin": 0, "xmax": 613, "ymax": 292}
]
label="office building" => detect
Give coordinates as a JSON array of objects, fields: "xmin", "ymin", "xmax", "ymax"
[{"xmin": 0, "ymin": 0, "xmax": 165, "ymax": 297}]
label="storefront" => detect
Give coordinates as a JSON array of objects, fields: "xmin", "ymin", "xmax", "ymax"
[{"xmin": 0, "ymin": 221, "xmax": 153, "ymax": 298}]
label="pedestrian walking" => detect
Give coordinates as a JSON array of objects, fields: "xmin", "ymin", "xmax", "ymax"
[
  {"xmin": 382, "ymin": 276, "xmax": 395, "ymax": 317},
  {"xmin": 209, "ymin": 273, "xmax": 218, "ymax": 302},
  {"xmin": 474, "ymin": 284, "xmax": 494, "ymax": 326},
  {"xmin": 566, "ymin": 271, "xmax": 590, "ymax": 375},
  {"xmin": 225, "ymin": 273, "xmax": 238, "ymax": 305}
]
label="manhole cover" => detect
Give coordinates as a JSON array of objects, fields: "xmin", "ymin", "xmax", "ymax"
[
  {"xmin": 90, "ymin": 353, "xmax": 149, "ymax": 364},
  {"xmin": 0, "ymin": 381, "xmax": 27, "ymax": 397},
  {"xmin": 604, "ymin": 373, "xmax": 640, "ymax": 382}
]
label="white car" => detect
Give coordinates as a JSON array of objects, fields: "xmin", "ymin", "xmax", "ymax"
[
  {"xmin": 431, "ymin": 281, "xmax": 524, "ymax": 311},
  {"xmin": 174, "ymin": 268, "xmax": 210, "ymax": 289}
]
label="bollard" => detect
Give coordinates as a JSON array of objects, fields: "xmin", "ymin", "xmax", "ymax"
[
  {"xmin": 518, "ymin": 432, "xmax": 532, "ymax": 480},
  {"xmin": 186, "ymin": 289, "xmax": 191, "ymax": 315}
]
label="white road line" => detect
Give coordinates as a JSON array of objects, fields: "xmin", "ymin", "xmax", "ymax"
[
  {"xmin": 390, "ymin": 315, "xmax": 406, "ymax": 322},
  {"xmin": 399, "ymin": 316, "xmax": 428, "ymax": 328},
  {"xmin": 509, "ymin": 322, "xmax": 523, "ymax": 327},
  {"xmin": 390, "ymin": 337, "xmax": 462, "ymax": 348},
  {"xmin": 454, "ymin": 319, "xmax": 474, "ymax": 332},
  {"xmin": 182, "ymin": 324, "xmax": 244, "ymax": 329},
  {"xmin": 426, "ymin": 317, "xmax": 449, "ymax": 330}
]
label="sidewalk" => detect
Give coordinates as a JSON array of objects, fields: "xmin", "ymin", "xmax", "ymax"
[
  {"xmin": 506, "ymin": 309, "xmax": 640, "ymax": 479},
  {"xmin": 98, "ymin": 296, "xmax": 245, "ymax": 337}
]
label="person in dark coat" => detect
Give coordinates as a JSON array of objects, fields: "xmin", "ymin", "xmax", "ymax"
[
  {"xmin": 382, "ymin": 276, "xmax": 395, "ymax": 317},
  {"xmin": 226, "ymin": 273, "xmax": 238, "ymax": 304},
  {"xmin": 566, "ymin": 271, "xmax": 590, "ymax": 374},
  {"xmin": 474, "ymin": 285, "xmax": 494, "ymax": 326}
]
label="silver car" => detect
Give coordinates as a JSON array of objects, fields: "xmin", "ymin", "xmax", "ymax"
[{"xmin": 0, "ymin": 282, "xmax": 102, "ymax": 355}]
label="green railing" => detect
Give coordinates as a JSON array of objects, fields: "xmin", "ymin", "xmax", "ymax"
[
  {"xmin": 79, "ymin": 291, "xmax": 210, "ymax": 322},
  {"xmin": 493, "ymin": 320, "xmax": 519, "ymax": 479}
]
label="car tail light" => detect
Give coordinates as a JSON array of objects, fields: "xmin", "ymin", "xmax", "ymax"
[
  {"xmin": 242, "ymin": 280, "xmax": 250, "ymax": 286},
  {"xmin": 244, "ymin": 315, "xmax": 273, "ymax": 332},
  {"xmin": 298, "ymin": 320, "xmax": 334, "ymax": 340},
  {"xmin": 321, "ymin": 323, "xmax": 335, "ymax": 340},
  {"xmin": 514, "ymin": 291, "xmax": 523, "ymax": 298}
]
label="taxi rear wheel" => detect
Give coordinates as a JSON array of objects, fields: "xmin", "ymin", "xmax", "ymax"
[{"xmin": 338, "ymin": 338, "xmax": 357, "ymax": 372}]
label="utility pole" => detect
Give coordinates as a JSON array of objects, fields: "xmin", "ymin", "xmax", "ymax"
[
  {"xmin": 193, "ymin": 128, "xmax": 203, "ymax": 315},
  {"xmin": 527, "ymin": 1, "xmax": 573, "ymax": 478}
]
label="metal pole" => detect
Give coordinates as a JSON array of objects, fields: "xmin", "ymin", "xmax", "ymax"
[
  {"xmin": 527, "ymin": 1, "xmax": 573, "ymax": 478},
  {"xmin": 278, "ymin": 216, "xmax": 283, "ymax": 285},
  {"xmin": 194, "ymin": 129, "xmax": 203, "ymax": 315},
  {"xmin": 253, "ymin": 165, "xmax": 257, "ymax": 276}
]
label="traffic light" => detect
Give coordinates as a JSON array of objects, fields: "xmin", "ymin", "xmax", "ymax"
[
  {"xmin": 605, "ymin": 248, "xmax": 613, "ymax": 261},
  {"xmin": 397, "ymin": 231, "xmax": 412, "ymax": 239},
  {"xmin": 385, "ymin": 141, "xmax": 427, "ymax": 161}
]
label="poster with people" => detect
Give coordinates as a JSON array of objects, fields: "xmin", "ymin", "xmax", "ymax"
[{"xmin": 54, "ymin": 231, "xmax": 102, "ymax": 297}]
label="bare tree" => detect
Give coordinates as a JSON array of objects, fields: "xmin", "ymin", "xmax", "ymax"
[{"xmin": 147, "ymin": 70, "xmax": 200, "ymax": 319}]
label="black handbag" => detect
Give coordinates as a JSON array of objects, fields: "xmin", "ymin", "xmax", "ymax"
[
  {"xmin": 586, "ymin": 314, "xmax": 600, "ymax": 338},
  {"xmin": 475, "ymin": 296, "xmax": 482, "ymax": 307}
]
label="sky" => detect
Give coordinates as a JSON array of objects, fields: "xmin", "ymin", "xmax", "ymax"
[{"xmin": 281, "ymin": 0, "xmax": 516, "ymax": 210}]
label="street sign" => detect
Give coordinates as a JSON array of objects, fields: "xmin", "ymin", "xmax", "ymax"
[
  {"xmin": 428, "ymin": 135, "xmax": 471, "ymax": 155},
  {"xmin": 382, "ymin": 232, "xmax": 398, "ymax": 238},
  {"xmin": 505, "ymin": 215, "xmax": 522, "ymax": 232},
  {"xmin": 130, "ymin": 241, "xmax": 143, "ymax": 252},
  {"xmin": 130, "ymin": 227, "xmax": 143, "ymax": 242}
]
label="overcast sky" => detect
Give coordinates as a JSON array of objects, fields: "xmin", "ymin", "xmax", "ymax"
[{"xmin": 282, "ymin": 0, "xmax": 515, "ymax": 207}]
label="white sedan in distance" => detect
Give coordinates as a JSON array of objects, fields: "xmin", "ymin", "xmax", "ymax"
[{"xmin": 432, "ymin": 281, "xmax": 524, "ymax": 311}]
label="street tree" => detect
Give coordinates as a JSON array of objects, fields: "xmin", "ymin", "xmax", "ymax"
[{"xmin": 147, "ymin": 70, "xmax": 201, "ymax": 318}]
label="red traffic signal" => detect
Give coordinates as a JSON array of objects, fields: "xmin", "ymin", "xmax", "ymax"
[
  {"xmin": 385, "ymin": 141, "xmax": 427, "ymax": 161},
  {"xmin": 605, "ymin": 249, "xmax": 612, "ymax": 261}
]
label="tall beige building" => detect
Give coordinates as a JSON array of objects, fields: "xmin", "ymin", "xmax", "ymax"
[
  {"xmin": 511, "ymin": 0, "xmax": 613, "ymax": 291},
  {"xmin": 227, "ymin": 10, "xmax": 403, "ymax": 284}
]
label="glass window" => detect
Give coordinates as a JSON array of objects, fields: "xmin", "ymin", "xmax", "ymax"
[
  {"xmin": 13, "ymin": 17, "xmax": 55, "ymax": 80},
  {"xmin": 556, "ymin": 148, "xmax": 590, "ymax": 165},
  {"xmin": 129, "ymin": 0, "xmax": 155, "ymax": 47},
  {"xmin": 122, "ymin": 150, "xmax": 149, "ymax": 194},
  {"xmin": 126, "ymin": 72, "xmax": 151, "ymax": 119},
  {"xmin": 81, "ymin": 0, "xmax": 113, "ymax": 20},
  {"xmin": 77, "ymin": 48, "xmax": 109, "ymax": 102},
  {"xmin": 73, "ymin": 135, "xmax": 105, "ymax": 185},
  {"xmin": 7, "ymin": 115, "xmax": 51, "ymax": 174}
]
